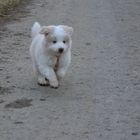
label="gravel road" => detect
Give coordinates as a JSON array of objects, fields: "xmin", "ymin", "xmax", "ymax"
[{"xmin": 0, "ymin": 0, "xmax": 140, "ymax": 139}]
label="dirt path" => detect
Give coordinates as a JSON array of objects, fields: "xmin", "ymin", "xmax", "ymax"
[{"xmin": 0, "ymin": 0, "xmax": 140, "ymax": 139}]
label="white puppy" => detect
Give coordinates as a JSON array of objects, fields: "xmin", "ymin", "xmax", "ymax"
[{"xmin": 30, "ymin": 22, "xmax": 73, "ymax": 88}]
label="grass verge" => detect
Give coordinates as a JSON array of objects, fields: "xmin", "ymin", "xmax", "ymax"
[{"xmin": 0, "ymin": 0, "xmax": 22, "ymax": 17}]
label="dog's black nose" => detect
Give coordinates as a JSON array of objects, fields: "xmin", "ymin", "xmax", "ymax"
[{"xmin": 58, "ymin": 48, "xmax": 64, "ymax": 53}]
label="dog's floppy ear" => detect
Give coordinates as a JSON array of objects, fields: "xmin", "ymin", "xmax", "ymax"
[
  {"xmin": 62, "ymin": 26, "xmax": 74, "ymax": 36},
  {"xmin": 40, "ymin": 26, "xmax": 54, "ymax": 36}
]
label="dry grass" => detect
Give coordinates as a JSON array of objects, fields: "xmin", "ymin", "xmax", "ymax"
[{"xmin": 0, "ymin": 0, "xmax": 22, "ymax": 17}]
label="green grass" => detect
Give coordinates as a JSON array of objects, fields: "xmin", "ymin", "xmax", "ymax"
[{"xmin": 0, "ymin": 0, "xmax": 21, "ymax": 17}]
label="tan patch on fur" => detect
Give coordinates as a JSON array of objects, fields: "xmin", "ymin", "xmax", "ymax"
[
  {"xmin": 54, "ymin": 57, "xmax": 59, "ymax": 72},
  {"xmin": 40, "ymin": 26, "xmax": 55, "ymax": 36}
]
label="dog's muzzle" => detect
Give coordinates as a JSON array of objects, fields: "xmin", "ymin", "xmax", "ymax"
[{"xmin": 58, "ymin": 48, "xmax": 64, "ymax": 54}]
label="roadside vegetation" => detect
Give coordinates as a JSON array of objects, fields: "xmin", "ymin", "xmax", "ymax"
[{"xmin": 0, "ymin": 0, "xmax": 22, "ymax": 17}]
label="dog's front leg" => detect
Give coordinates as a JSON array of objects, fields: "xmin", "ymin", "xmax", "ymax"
[
  {"xmin": 57, "ymin": 67, "xmax": 68, "ymax": 81},
  {"xmin": 39, "ymin": 65, "xmax": 59, "ymax": 88},
  {"xmin": 57, "ymin": 50, "xmax": 71, "ymax": 80}
]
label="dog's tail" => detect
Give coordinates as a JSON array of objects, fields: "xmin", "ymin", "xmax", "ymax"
[{"xmin": 31, "ymin": 22, "xmax": 41, "ymax": 38}]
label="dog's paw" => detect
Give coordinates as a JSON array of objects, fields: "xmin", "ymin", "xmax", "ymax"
[
  {"xmin": 50, "ymin": 86, "xmax": 59, "ymax": 89},
  {"xmin": 38, "ymin": 77, "xmax": 49, "ymax": 86},
  {"xmin": 50, "ymin": 80, "xmax": 59, "ymax": 89}
]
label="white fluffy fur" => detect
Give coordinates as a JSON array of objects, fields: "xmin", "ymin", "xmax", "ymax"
[{"xmin": 30, "ymin": 22, "xmax": 73, "ymax": 88}]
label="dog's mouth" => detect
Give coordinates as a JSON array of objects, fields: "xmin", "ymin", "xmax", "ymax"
[
  {"xmin": 55, "ymin": 49, "xmax": 64, "ymax": 56},
  {"xmin": 55, "ymin": 53, "xmax": 62, "ymax": 57}
]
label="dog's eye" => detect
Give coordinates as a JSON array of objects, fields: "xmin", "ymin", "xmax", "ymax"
[
  {"xmin": 53, "ymin": 40, "xmax": 57, "ymax": 44},
  {"xmin": 63, "ymin": 40, "xmax": 66, "ymax": 44}
]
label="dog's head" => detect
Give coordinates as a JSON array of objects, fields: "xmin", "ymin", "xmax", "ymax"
[{"xmin": 40, "ymin": 25, "xmax": 73, "ymax": 56}]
